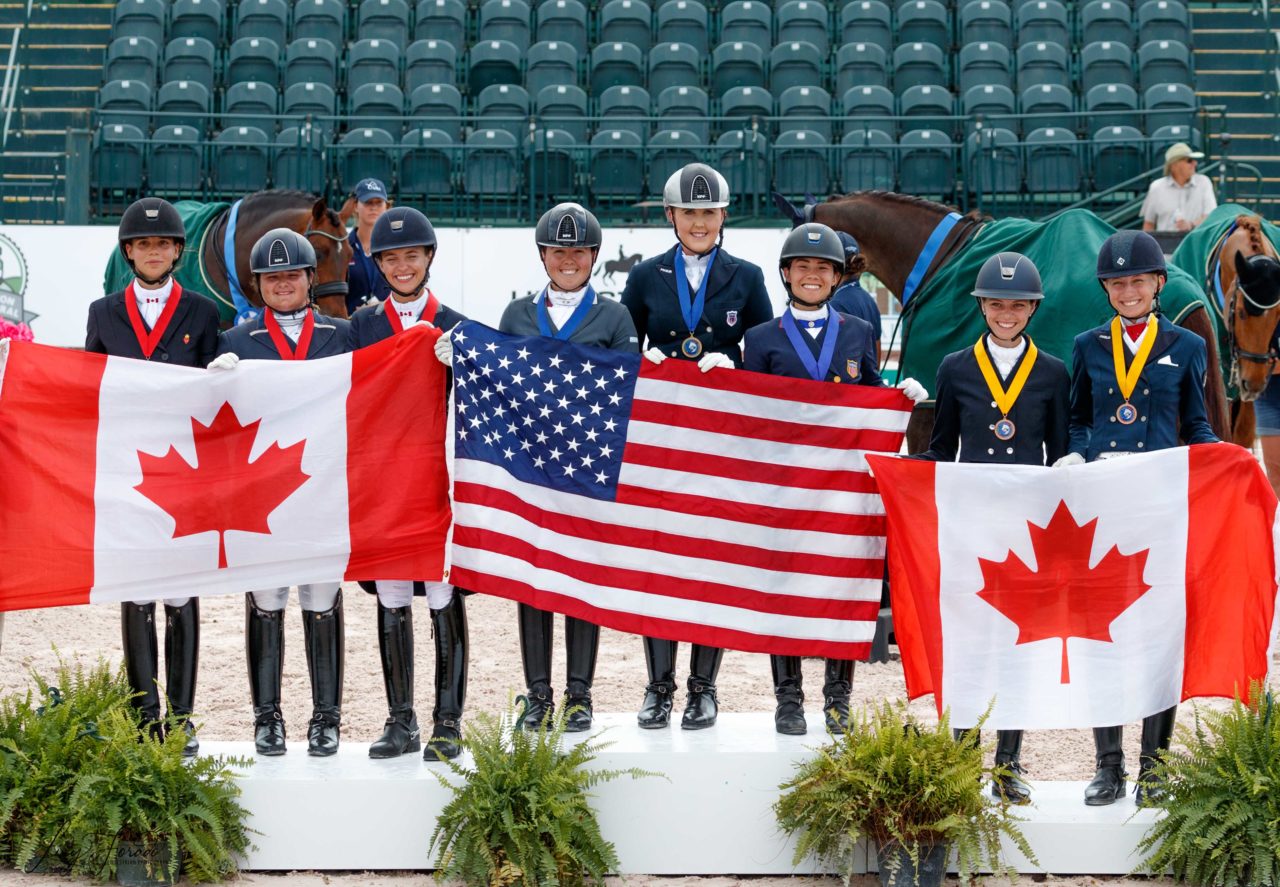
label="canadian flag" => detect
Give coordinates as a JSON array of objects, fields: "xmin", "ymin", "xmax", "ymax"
[
  {"xmin": 867, "ymin": 446, "xmax": 1280, "ymax": 730},
  {"xmin": 0, "ymin": 327, "xmax": 450, "ymax": 612}
]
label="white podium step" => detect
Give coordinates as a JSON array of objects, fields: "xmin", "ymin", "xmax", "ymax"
[{"xmin": 208, "ymin": 713, "xmax": 1159, "ymax": 874}]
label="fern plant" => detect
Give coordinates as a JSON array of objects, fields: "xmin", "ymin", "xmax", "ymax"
[
  {"xmin": 428, "ymin": 699, "xmax": 661, "ymax": 887},
  {"xmin": 774, "ymin": 700, "xmax": 1035, "ymax": 883},
  {"xmin": 1136, "ymin": 684, "xmax": 1280, "ymax": 887}
]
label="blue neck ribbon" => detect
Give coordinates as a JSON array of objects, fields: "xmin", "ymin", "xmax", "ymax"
[
  {"xmin": 674, "ymin": 247, "xmax": 718, "ymax": 334},
  {"xmin": 900, "ymin": 212, "xmax": 962, "ymax": 306},
  {"xmin": 781, "ymin": 310, "xmax": 842, "ymax": 381},
  {"xmin": 537, "ymin": 286, "xmax": 596, "ymax": 340}
]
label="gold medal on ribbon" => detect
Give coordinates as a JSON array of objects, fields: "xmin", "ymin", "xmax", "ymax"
[
  {"xmin": 974, "ymin": 336, "xmax": 1039, "ymax": 442},
  {"xmin": 1110, "ymin": 315, "xmax": 1157, "ymax": 421}
]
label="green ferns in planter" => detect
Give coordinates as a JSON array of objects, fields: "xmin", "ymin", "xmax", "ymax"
[
  {"xmin": 1136, "ymin": 685, "xmax": 1280, "ymax": 887},
  {"xmin": 774, "ymin": 700, "xmax": 1035, "ymax": 883},
  {"xmin": 429, "ymin": 700, "xmax": 661, "ymax": 887}
]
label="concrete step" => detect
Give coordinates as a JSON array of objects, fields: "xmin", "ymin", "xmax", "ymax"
[
  {"xmin": 1192, "ymin": 29, "xmax": 1271, "ymax": 51},
  {"xmin": 1192, "ymin": 7, "xmax": 1270, "ymax": 30},
  {"xmin": 27, "ymin": 2, "xmax": 112, "ymax": 27},
  {"xmin": 17, "ymin": 84, "xmax": 97, "ymax": 108},
  {"xmin": 19, "ymin": 64, "xmax": 103, "ymax": 87},
  {"xmin": 1194, "ymin": 47, "xmax": 1272, "ymax": 69},
  {"xmin": 1196, "ymin": 70, "xmax": 1273, "ymax": 92},
  {"xmin": 1218, "ymin": 113, "xmax": 1280, "ymax": 135},
  {"xmin": 22, "ymin": 43, "xmax": 107, "ymax": 65},
  {"xmin": 0, "ymin": 5, "xmax": 25, "ymax": 28}
]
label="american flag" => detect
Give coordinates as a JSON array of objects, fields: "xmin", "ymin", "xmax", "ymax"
[{"xmin": 448, "ymin": 321, "xmax": 914, "ymax": 659}]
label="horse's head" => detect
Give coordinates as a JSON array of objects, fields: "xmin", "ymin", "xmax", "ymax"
[
  {"xmin": 1227, "ymin": 239, "xmax": 1280, "ymax": 400},
  {"xmin": 771, "ymin": 192, "xmax": 818, "ymax": 228},
  {"xmin": 301, "ymin": 197, "xmax": 352, "ymax": 317}
]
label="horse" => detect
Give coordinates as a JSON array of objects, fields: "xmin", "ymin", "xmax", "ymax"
[
  {"xmin": 601, "ymin": 245, "xmax": 644, "ymax": 283},
  {"xmin": 774, "ymin": 190, "xmax": 1231, "ymax": 453}
]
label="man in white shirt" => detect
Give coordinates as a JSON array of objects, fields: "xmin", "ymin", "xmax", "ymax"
[{"xmin": 1141, "ymin": 142, "xmax": 1218, "ymax": 233}]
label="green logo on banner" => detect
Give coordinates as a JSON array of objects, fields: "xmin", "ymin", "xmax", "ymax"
[{"xmin": 0, "ymin": 233, "xmax": 36, "ymax": 326}]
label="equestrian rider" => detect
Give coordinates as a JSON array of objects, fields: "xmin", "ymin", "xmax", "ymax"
[
  {"xmin": 86, "ymin": 196, "xmax": 220, "ymax": 756},
  {"xmin": 621, "ymin": 162, "xmax": 773, "ymax": 731},
  {"xmin": 345, "ymin": 177, "xmax": 392, "ymax": 314},
  {"xmin": 348, "ymin": 206, "xmax": 470, "ymax": 761},
  {"xmin": 497, "ymin": 202, "xmax": 639, "ymax": 733},
  {"xmin": 210, "ymin": 228, "xmax": 354, "ymax": 757},
  {"xmin": 828, "ymin": 231, "xmax": 883, "ymax": 362},
  {"xmin": 744, "ymin": 223, "xmax": 928, "ymax": 736},
  {"xmin": 1055, "ymin": 229, "xmax": 1219, "ymax": 806}
]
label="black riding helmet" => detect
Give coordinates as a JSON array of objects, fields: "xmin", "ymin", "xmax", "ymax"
[
  {"xmin": 371, "ymin": 206, "xmax": 438, "ymax": 297},
  {"xmin": 663, "ymin": 163, "xmax": 730, "ymax": 256},
  {"xmin": 118, "ymin": 197, "xmax": 186, "ymax": 284},
  {"xmin": 973, "ymin": 252, "xmax": 1045, "ymax": 301},
  {"xmin": 779, "ymin": 223, "xmax": 846, "ymax": 307},
  {"xmin": 1097, "ymin": 230, "xmax": 1167, "ymax": 281},
  {"xmin": 250, "ymin": 228, "xmax": 317, "ymax": 308},
  {"xmin": 535, "ymin": 202, "xmax": 603, "ymax": 250}
]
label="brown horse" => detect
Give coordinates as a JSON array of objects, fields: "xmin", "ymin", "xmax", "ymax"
[
  {"xmin": 776, "ymin": 190, "xmax": 1232, "ymax": 452},
  {"xmin": 201, "ymin": 190, "xmax": 357, "ymax": 319}
]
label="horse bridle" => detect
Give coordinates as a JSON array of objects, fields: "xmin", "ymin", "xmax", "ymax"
[
  {"xmin": 1224, "ymin": 273, "xmax": 1280, "ymax": 393},
  {"xmin": 302, "ymin": 227, "xmax": 350, "ymax": 299}
]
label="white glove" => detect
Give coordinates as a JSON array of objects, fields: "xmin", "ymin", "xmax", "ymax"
[
  {"xmin": 643, "ymin": 347, "xmax": 666, "ymax": 365},
  {"xmin": 207, "ymin": 352, "xmax": 239, "ymax": 371},
  {"xmin": 697, "ymin": 352, "xmax": 734, "ymax": 373},
  {"xmin": 434, "ymin": 331, "xmax": 454, "ymax": 366},
  {"xmin": 896, "ymin": 377, "xmax": 928, "ymax": 403},
  {"xmin": 1053, "ymin": 453, "xmax": 1085, "ymax": 468}
]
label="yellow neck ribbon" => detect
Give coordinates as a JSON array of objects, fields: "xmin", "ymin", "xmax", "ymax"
[
  {"xmin": 973, "ymin": 336, "xmax": 1039, "ymax": 417},
  {"xmin": 1110, "ymin": 314, "xmax": 1158, "ymax": 401}
]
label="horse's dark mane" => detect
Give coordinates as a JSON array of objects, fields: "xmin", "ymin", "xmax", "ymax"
[
  {"xmin": 240, "ymin": 189, "xmax": 342, "ymax": 228},
  {"xmin": 1236, "ymin": 214, "xmax": 1269, "ymax": 256},
  {"xmin": 831, "ymin": 189, "xmax": 963, "ymax": 217}
]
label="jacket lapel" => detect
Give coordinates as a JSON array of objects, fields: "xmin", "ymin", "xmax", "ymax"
[
  {"xmin": 703, "ymin": 249, "xmax": 738, "ymax": 300},
  {"xmin": 155, "ymin": 294, "xmax": 194, "ymax": 351},
  {"xmin": 656, "ymin": 244, "xmax": 680, "ymax": 298}
]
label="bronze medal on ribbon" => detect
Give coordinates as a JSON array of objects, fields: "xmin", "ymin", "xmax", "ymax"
[
  {"xmin": 681, "ymin": 336, "xmax": 703, "ymax": 358},
  {"xmin": 1116, "ymin": 403, "xmax": 1138, "ymax": 425},
  {"xmin": 994, "ymin": 418, "xmax": 1016, "ymax": 440}
]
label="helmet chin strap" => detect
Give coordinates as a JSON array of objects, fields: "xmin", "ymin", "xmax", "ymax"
[
  {"xmin": 377, "ymin": 260, "xmax": 430, "ymax": 300},
  {"xmin": 670, "ymin": 212, "xmax": 725, "ymax": 258},
  {"xmin": 130, "ymin": 244, "xmax": 183, "ymax": 288}
]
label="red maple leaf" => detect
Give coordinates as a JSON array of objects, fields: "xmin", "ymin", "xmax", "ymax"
[
  {"xmin": 976, "ymin": 500, "xmax": 1151, "ymax": 684},
  {"xmin": 134, "ymin": 402, "xmax": 310, "ymax": 570}
]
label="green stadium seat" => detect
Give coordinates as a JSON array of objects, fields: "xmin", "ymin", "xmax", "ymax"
[
  {"xmin": 1016, "ymin": 0, "xmax": 1069, "ymax": 46},
  {"xmin": 479, "ymin": 0, "xmax": 532, "ymax": 53},
  {"xmin": 721, "ymin": 86, "xmax": 773, "ymax": 133},
  {"xmin": 655, "ymin": 84, "xmax": 709, "ymax": 141},
  {"xmin": 769, "ymin": 41, "xmax": 822, "ymax": 95},
  {"xmin": 409, "ymin": 83, "xmax": 464, "ymax": 139},
  {"xmin": 349, "ymin": 39, "xmax": 403, "ymax": 92},
  {"xmin": 964, "ymin": 126, "xmax": 1020, "ymax": 195},
  {"xmin": 273, "ymin": 126, "xmax": 327, "ymax": 192},
  {"xmin": 283, "ymin": 82, "xmax": 338, "ymax": 134},
  {"xmin": 293, "ymin": 0, "xmax": 346, "ymax": 49},
  {"xmin": 406, "ymin": 40, "xmax": 459, "ymax": 94},
  {"xmin": 468, "ymin": 40, "xmax": 523, "ymax": 94},
  {"xmin": 94, "ymin": 123, "xmax": 147, "ymax": 196},
  {"xmin": 163, "ymin": 38, "xmax": 216, "ymax": 93},
  {"xmin": 1016, "ymin": 41, "xmax": 1070, "ymax": 91},
  {"xmin": 415, "ymin": 0, "xmax": 467, "ymax": 50},
  {"xmin": 537, "ymin": 0, "xmax": 589, "ymax": 48},
  {"xmin": 536, "ymin": 83, "xmax": 591, "ymax": 141},
  {"xmin": 773, "ymin": 129, "xmax": 829, "ymax": 196},
  {"xmin": 1138, "ymin": 39, "xmax": 1191, "ymax": 92},
  {"xmin": 836, "ymin": 43, "xmax": 888, "ymax": 95},
  {"xmin": 235, "ymin": 0, "xmax": 288, "ymax": 46},
  {"xmin": 959, "ymin": 0, "xmax": 1012, "ymax": 45},
  {"xmin": 1020, "ymin": 83, "xmax": 1073, "ymax": 117},
  {"xmin": 97, "ymin": 79, "xmax": 152, "ymax": 129},
  {"xmin": 1024, "ymin": 126, "xmax": 1082, "ymax": 193},
  {"xmin": 899, "ymin": 84, "xmax": 953, "ymax": 134},
  {"xmin": 476, "ymin": 83, "xmax": 531, "ymax": 139},
  {"xmin": 149, "ymin": 124, "xmax": 204, "ymax": 194},
  {"xmin": 337, "ymin": 127, "xmax": 397, "ymax": 192},
  {"xmin": 1092, "ymin": 124, "xmax": 1146, "ymax": 190},
  {"xmin": 285, "ymin": 38, "xmax": 340, "ymax": 91},
  {"xmin": 657, "ymin": 0, "xmax": 710, "ymax": 55},
  {"xmin": 597, "ymin": 85, "xmax": 650, "ymax": 140},
  {"xmin": 400, "ymin": 128, "xmax": 455, "ymax": 198},
  {"xmin": 227, "ymin": 37, "xmax": 282, "ymax": 89},
  {"xmin": 591, "ymin": 43, "xmax": 645, "ymax": 96},
  {"xmin": 958, "ymin": 41, "xmax": 1011, "ymax": 94},
  {"xmin": 531, "ymin": 128, "xmax": 578, "ymax": 199},
  {"xmin": 711, "ymin": 42, "xmax": 766, "ymax": 100},
  {"xmin": 169, "ymin": 0, "xmax": 223, "ymax": 45},
  {"xmin": 1144, "ymin": 82, "xmax": 1195, "ymax": 131},
  {"xmin": 647, "ymin": 129, "xmax": 703, "ymax": 196},
  {"xmin": 962, "ymin": 83, "xmax": 1016, "ymax": 118},
  {"xmin": 898, "ymin": 1, "xmax": 949, "ymax": 49},
  {"xmin": 105, "ymin": 36, "xmax": 158, "ymax": 86},
  {"xmin": 213, "ymin": 125, "xmax": 270, "ymax": 191},
  {"xmin": 359, "ymin": 0, "xmax": 411, "ymax": 47},
  {"xmin": 599, "ymin": 0, "xmax": 653, "ymax": 53},
  {"xmin": 839, "ymin": 0, "xmax": 891, "ymax": 49},
  {"xmin": 590, "ymin": 129, "xmax": 645, "ymax": 200},
  {"xmin": 1138, "ymin": 0, "xmax": 1190, "ymax": 46},
  {"xmin": 839, "ymin": 127, "xmax": 895, "ymax": 190},
  {"xmin": 527, "ymin": 41, "xmax": 580, "ymax": 98},
  {"xmin": 464, "ymin": 128, "xmax": 521, "ymax": 194},
  {"xmin": 1081, "ymin": 41, "xmax": 1134, "ymax": 93},
  {"xmin": 157, "ymin": 79, "xmax": 211, "ymax": 120},
  {"xmin": 776, "ymin": 0, "xmax": 830, "ymax": 56},
  {"xmin": 898, "ymin": 129, "xmax": 954, "ymax": 200},
  {"xmin": 1150, "ymin": 123, "xmax": 1201, "ymax": 162},
  {"xmin": 893, "ymin": 42, "xmax": 947, "ymax": 92},
  {"xmin": 842, "ymin": 84, "xmax": 895, "ymax": 132},
  {"xmin": 223, "ymin": 81, "xmax": 278, "ymax": 131},
  {"xmin": 720, "ymin": 2, "xmax": 772, "ymax": 47},
  {"xmin": 111, "ymin": 0, "xmax": 164, "ymax": 46},
  {"xmin": 1086, "ymin": 81, "xmax": 1138, "ymax": 130},
  {"xmin": 1082, "ymin": 0, "xmax": 1134, "ymax": 48},
  {"xmin": 649, "ymin": 42, "xmax": 701, "ymax": 98},
  {"xmin": 716, "ymin": 130, "xmax": 769, "ymax": 196},
  {"xmin": 778, "ymin": 84, "xmax": 831, "ymax": 140}
]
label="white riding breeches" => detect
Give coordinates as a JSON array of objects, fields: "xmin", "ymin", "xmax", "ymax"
[
  {"xmin": 250, "ymin": 582, "xmax": 342, "ymax": 613},
  {"xmin": 127, "ymin": 597, "xmax": 191, "ymax": 608},
  {"xmin": 374, "ymin": 580, "xmax": 454, "ymax": 609}
]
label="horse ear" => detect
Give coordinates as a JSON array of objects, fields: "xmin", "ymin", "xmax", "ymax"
[
  {"xmin": 771, "ymin": 191, "xmax": 805, "ymax": 228},
  {"xmin": 337, "ymin": 195, "xmax": 357, "ymax": 226},
  {"xmin": 311, "ymin": 197, "xmax": 328, "ymax": 222},
  {"xmin": 1234, "ymin": 248, "xmax": 1253, "ymax": 283}
]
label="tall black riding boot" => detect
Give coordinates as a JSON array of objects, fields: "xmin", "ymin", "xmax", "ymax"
[
  {"xmin": 246, "ymin": 598, "xmax": 286, "ymax": 755},
  {"xmin": 369, "ymin": 603, "xmax": 419, "ymax": 759},
  {"xmin": 163, "ymin": 599, "xmax": 200, "ymax": 756},
  {"xmin": 427, "ymin": 594, "xmax": 468, "ymax": 760},
  {"xmin": 822, "ymin": 658, "xmax": 854, "ymax": 734},
  {"xmin": 302, "ymin": 592, "xmax": 344, "ymax": 757},
  {"xmin": 992, "ymin": 730, "xmax": 1032, "ymax": 805},
  {"xmin": 681, "ymin": 644, "xmax": 723, "ymax": 730},
  {"xmin": 563, "ymin": 617, "xmax": 599, "ymax": 732},
  {"xmin": 637, "ymin": 637, "xmax": 678, "ymax": 729},
  {"xmin": 1084, "ymin": 726, "xmax": 1127, "ymax": 806},
  {"xmin": 122, "ymin": 603, "xmax": 163, "ymax": 740},
  {"xmin": 771, "ymin": 655, "xmax": 806, "ymax": 735},
  {"xmin": 517, "ymin": 603, "xmax": 554, "ymax": 731},
  {"xmin": 1137, "ymin": 705, "xmax": 1177, "ymax": 806}
]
